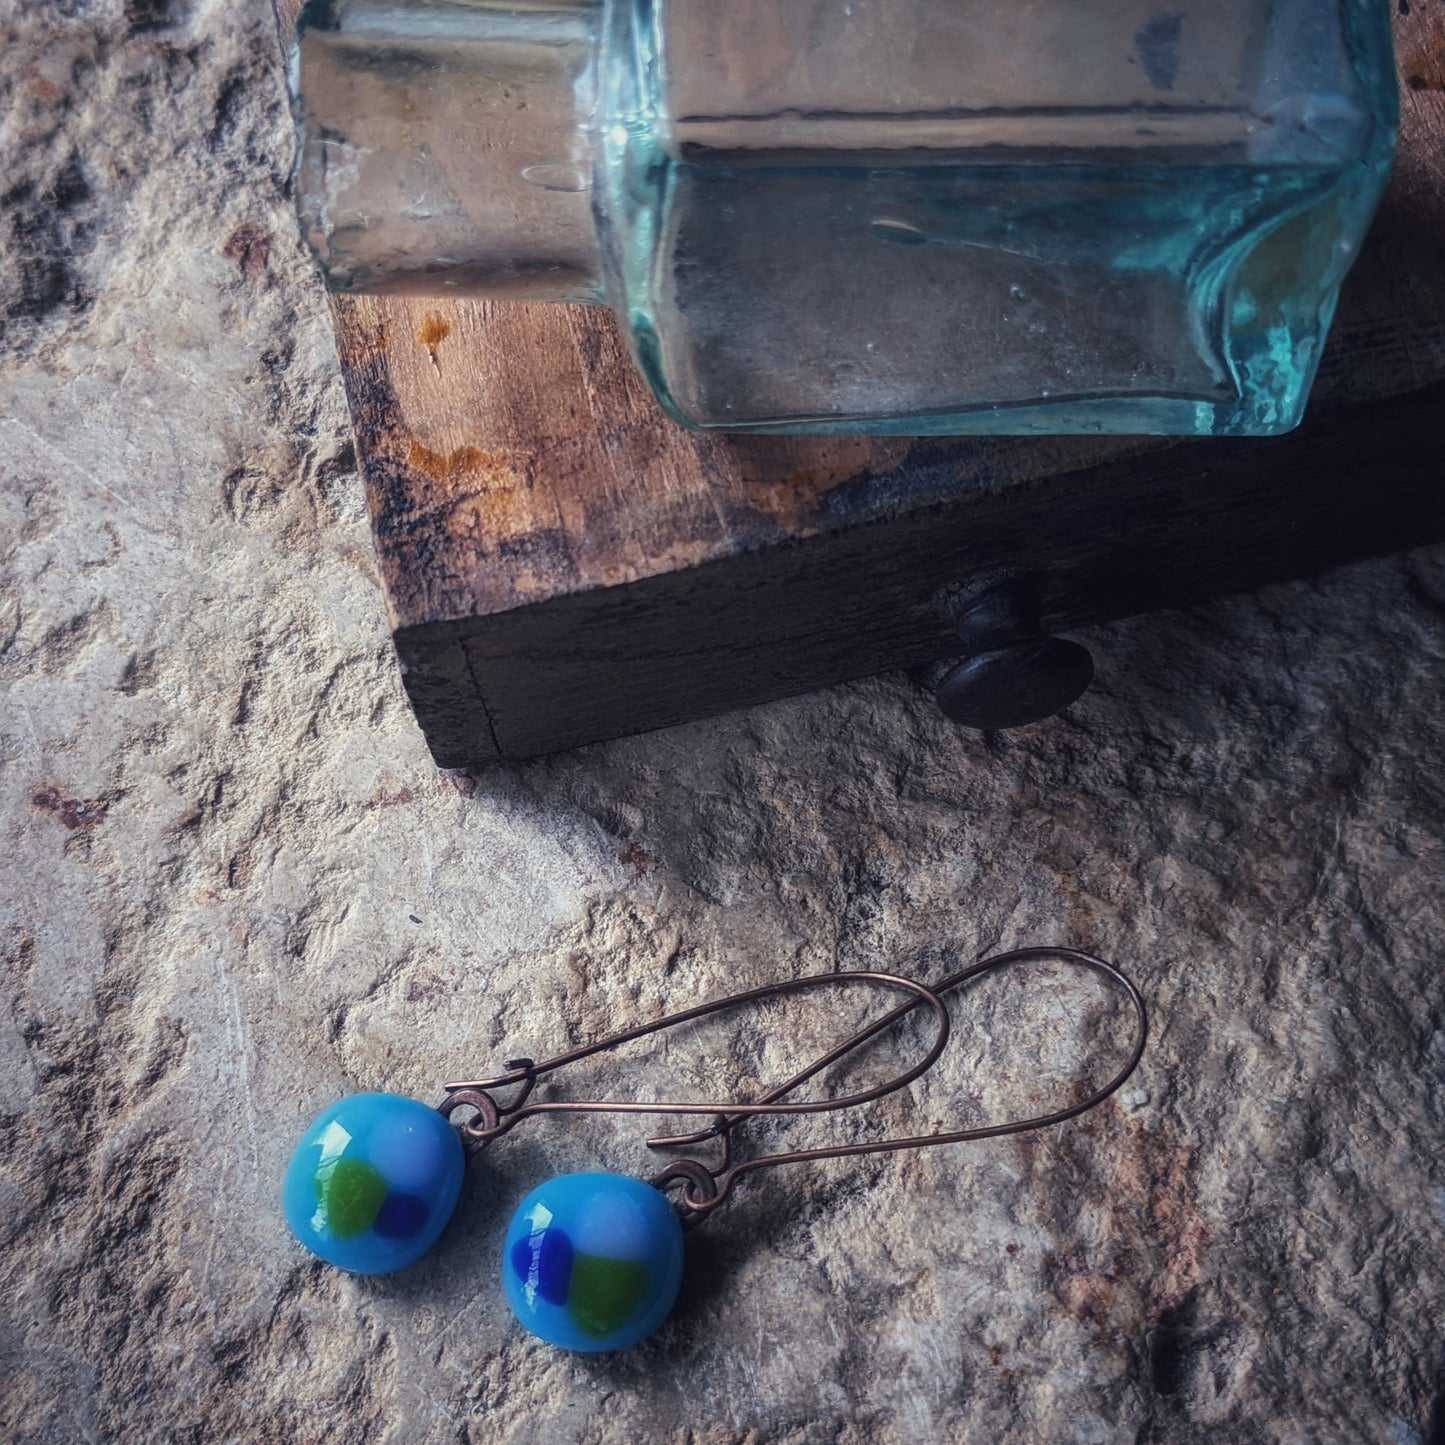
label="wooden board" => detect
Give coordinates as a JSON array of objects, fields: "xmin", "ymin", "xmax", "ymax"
[{"xmin": 273, "ymin": 1, "xmax": 1445, "ymax": 763}]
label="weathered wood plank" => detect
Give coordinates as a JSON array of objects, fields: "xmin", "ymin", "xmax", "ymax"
[
  {"xmin": 272, "ymin": 0, "xmax": 1445, "ymax": 761},
  {"xmin": 405, "ymin": 379, "xmax": 1445, "ymax": 761}
]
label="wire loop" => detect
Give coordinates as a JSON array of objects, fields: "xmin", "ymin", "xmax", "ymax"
[
  {"xmin": 438, "ymin": 947, "xmax": 1146, "ymax": 1221},
  {"xmin": 440, "ymin": 971, "xmax": 953, "ymax": 1153}
]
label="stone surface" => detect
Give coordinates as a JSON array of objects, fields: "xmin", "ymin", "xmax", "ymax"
[{"xmin": 2, "ymin": 2, "xmax": 1445, "ymax": 1441}]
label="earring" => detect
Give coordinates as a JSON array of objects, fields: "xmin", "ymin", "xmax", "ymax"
[{"xmin": 283, "ymin": 948, "xmax": 1146, "ymax": 1351}]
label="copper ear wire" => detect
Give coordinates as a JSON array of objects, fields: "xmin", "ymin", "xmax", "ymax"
[
  {"xmin": 646, "ymin": 947, "xmax": 1147, "ymax": 1222},
  {"xmin": 439, "ymin": 947, "xmax": 1147, "ymax": 1227},
  {"xmin": 440, "ymin": 970, "xmax": 954, "ymax": 1151}
]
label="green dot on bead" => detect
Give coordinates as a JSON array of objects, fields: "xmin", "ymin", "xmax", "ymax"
[
  {"xmin": 314, "ymin": 1156, "xmax": 387, "ymax": 1238},
  {"xmin": 566, "ymin": 1254, "xmax": 650, "ymax": 1337}
]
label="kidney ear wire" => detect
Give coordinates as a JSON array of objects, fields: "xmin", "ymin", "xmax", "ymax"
[
  {"xmin": 439, "ymin": 968, "xmax": 955, "ymax": 1154},
  {"xmin": 440, "ymin": 946, "xmax": 1147, "ymax": 1225}
]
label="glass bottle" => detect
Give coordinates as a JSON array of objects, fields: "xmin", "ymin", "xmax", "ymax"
[{"xmin": 289, "ymin": 0, "xmax": 1397, "ymax": 436}]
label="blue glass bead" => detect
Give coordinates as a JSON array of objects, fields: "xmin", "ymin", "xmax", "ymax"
[
  {"xmin": 283, "ymin": 1092, "xmax": 465, "ymax": 1274},
  {"xmin": 502, "ymin": 1173, "xmax": 685, "ymax": 1351}
]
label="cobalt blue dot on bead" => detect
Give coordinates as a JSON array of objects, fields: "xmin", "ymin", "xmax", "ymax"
[
  {"xmin": 283, "ymin": 1092, "xmax": 466, "ymax": 1274},
  {"xmin": 502, "ymin": 1172, "xmax": 685, "ymax": 1351},
  {"xmin": 373, "ymin": 1191, "xmax": 430, "ymax": 1240}
]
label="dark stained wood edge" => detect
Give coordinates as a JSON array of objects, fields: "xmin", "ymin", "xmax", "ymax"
[{"xmin": 396, "ymin": 380, "xmax": 1445, "ymax": 763}]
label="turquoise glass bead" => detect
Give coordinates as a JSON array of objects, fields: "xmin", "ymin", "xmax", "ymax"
[
  {"xmin": 503, "ymin": 1173, "xmax": 685, "ymax": 1351},
  {"xmin": 283, "ymin": 1092, "xmax": 465, "ymax": 1274}
]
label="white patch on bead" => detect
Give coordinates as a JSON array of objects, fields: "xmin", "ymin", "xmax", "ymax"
[
  {"xmin": 569, "ymin": 1188, "xmax": 652, "ymax": 1261},
  {"xmin": 316, "ymin": 1120, "xmax": 352, "ymax": 1163},
  {"xmin": 367, "ymin": 1114, "xmax": 447, "ymax": 1193}
]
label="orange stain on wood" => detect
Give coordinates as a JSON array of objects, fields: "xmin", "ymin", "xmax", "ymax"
[
  {"xmin": 404, "ymin": 439, "xmax": 533, "ymax": 538},
  {"xmin": 747, "ymin": 466, "xmax": 850, "ymax": 530},
  {"xmin": 737, "ymin": 437, "xmax": 910, "ymax": 531},
  {"xmin": 416, "ymin": 312, "xmax": 453, "ymax": 369},
  {"xmin": 406, "ymin": 439, "xmax": 473, "ymax": 485}
]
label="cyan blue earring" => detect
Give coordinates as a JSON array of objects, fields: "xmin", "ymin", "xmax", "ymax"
[
  {"xmin": 502, "ymin": 1173, "xmax": 685, "ymax": 1350},
  {"xmin": 283, "ymin": 948, "xmax": 1147, "ymax": 1351},
  {"xmin": 282, "ymin": 1093, "xmax": 683, "ymax": 1348},
  {"xmin": 283, "ymin": 1092, "xmax": 466, "ymax": 1275}
]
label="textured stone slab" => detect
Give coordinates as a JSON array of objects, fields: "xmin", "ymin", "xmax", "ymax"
[{"xmin": 2, "ymin": 3, "xmax": 1444, "ymax": 1442}]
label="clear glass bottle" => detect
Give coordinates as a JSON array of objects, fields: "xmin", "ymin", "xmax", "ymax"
[{"xmin": 290, "ymin": 0, "xmax": 1397, "ymax": 436}]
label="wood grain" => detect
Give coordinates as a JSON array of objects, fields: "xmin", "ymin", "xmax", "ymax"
[
  {"xmin": 273, "ymin": 0, "xmax": 1445, "ymax": 761},
  {"xmin": 400, "ymin": 380, "xmax": 1445, "ymax": 763}
]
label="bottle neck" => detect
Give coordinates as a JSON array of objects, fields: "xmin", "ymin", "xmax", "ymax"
[{"xmin": 292, "ymin": 0, "xmax": 604, "ymax": 302}]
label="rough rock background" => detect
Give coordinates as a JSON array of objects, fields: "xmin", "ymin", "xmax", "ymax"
[{"xmin": 2, "ymin": 2, "xmax": 1444, "ymax": 1441}]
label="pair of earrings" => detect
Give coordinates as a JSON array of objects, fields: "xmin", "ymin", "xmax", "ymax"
[{"xmin": 283, "ymin": 946, "xmax": 1147, "ymax": 1351}]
